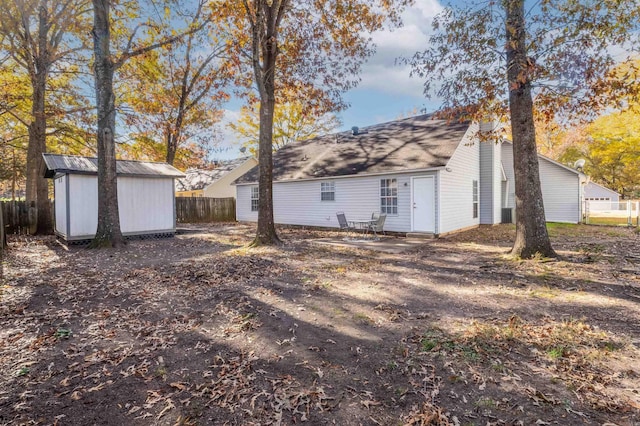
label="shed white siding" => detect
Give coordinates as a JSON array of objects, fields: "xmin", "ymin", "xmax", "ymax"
[
  {"xmin": 66, "ymin": 174, "xmax": 176, "ymax": 240},
  {"xmin": 118, "ymin": 177, "xmax": 175, "ymax": 233},
  {"xmin": 501, "ymin": 143, "xmax": 581, "ymax": 223},
  {"xmin": 236, "ymin": 171, "xmax": 437, "ymax": 233},
  {"xmin": 439, "ymin": 125, "xmax": 481, "ymax": 234},
  {"xmin": 584, "ymin": 182, "xmax": 620, "ymax": 202},
  {"xmin": 69, "ymin": 174, "xmax": 99, "ymax": 238},
  {"xmin": 54, "ymin": 175, "xmax": 68, "ymax": 237}
]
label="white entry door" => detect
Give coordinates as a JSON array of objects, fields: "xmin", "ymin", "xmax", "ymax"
[{"xmin": 412, "ymin": 176, "xmax": 435, "ymax": 232}]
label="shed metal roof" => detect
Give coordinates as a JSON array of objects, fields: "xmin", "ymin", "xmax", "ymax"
[
  {"xmin": 235, "ymin": 114, "xmax": 471, "ymax": 184},
  {"xmin": 42, "ymin": 154, "xmax": 185, "ymax": 178}
]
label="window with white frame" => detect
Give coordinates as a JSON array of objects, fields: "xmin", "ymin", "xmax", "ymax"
[
  {"xmin": 380, "ymin": 178, "xmax": 398, "ymax": 214},
  {"xmin": 251, "ymin": 186, "xmax": 259, "ymax": 212},
  {"xmin": 321, "ymin": 181, "xmax": 335, "ymax": 201},
  {"xmin": 472, "ymin": 180, "xmax": 479, "ymax": 218}
]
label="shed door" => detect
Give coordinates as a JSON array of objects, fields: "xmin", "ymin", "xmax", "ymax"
[{"xmin": 412, "ymin": 176, "xmax": 435, "ymax": 232}]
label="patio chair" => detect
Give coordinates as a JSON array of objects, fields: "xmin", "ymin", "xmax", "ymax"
[
  {"xmin": 336, "ymin": 212, "xmax": 355, "ymax": 232},
  {"xmin": 367, "ymin": 213, "xmax": 386, "ymax": 238}
]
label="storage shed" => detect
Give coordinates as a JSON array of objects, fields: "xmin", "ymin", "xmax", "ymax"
[{"xmin": 42, "ymin": 154, "xmax": 185, "ymax": 242}]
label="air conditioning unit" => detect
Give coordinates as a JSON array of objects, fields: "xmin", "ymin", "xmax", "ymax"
[{"xmin": 501, "ymin": 208, "xmax": 514, "ymax": 224}]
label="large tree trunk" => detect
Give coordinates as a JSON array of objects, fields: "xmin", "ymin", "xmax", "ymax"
[
  {"xmin": 245, "ymin": 0, "xmax": 287, "ymax": 246},
  {"xmin": 504, "ymin": 0, "xmax": 556, "ymax": 258},
  {"xmin": 249, "ymin": 2, "xmax": 282, "ymax": 246},
  {"xmin": 24, "ymin": 2, "xmax": 53, "ymax": 235},
  {"xmin": 90, "ymin": 0, "xmax": 124, "ymax": 248},
  {"xmin": 252, "ymin": 96, "xmax": 280, "ymax": 245}
]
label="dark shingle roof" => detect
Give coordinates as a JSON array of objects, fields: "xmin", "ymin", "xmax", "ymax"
[
  {"xmin": 235, "ymin": 114, "xmax": 471, "ymax": 184},
  {"xmin": 42, "ymin": 154, "xmax": 185, "ymax": 178},
  {"xmin": 175, "ymin": 157, "xmax": 253, "ymax": 191}
]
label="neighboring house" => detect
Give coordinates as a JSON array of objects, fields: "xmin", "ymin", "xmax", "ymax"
[
  {"xmin": 175, "ymin": 156, "xmax": 257, "ymax": 198},
  {"xmin": 42, "ymin": 153, "xmax": 184, "ymax": 242},
  {"xmin": 234, "ymin": 115, "xmax": 584, "ymax": 236},
  {"xmin": 584, "ymin": 181, "xmax": 620, "ymax": 203},
  {"xmin": 501, "ymin": 141, "xmax": 586, "ymax": 224}
]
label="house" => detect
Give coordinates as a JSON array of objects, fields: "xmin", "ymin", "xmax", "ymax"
[
  {"xmin": 584, "ymin": 181, "xmax": 620, "ymax": 203},
  {"xmin": 175, "ymin": 156, "xmax": 257, "ymax": 198},
  {"xmin": 42, "ymin": 153, "xmax": 185, "ymax": 242},
  {"xmin": 501, "ymin": 141, "xmax": 586, "ymax": 224},
  {"xmin": 234, "ymin": 115, "xmax": 584, "ymax": 235}
]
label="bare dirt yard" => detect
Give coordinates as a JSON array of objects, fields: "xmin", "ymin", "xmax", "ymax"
[{"xmin": 1, "ymin": 223, "xmax": 639, "ymax": 426}]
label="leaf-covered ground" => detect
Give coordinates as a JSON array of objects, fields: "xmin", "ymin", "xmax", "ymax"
[{"xmin": 1, "ymin": 223, "xmax": 639, "ymax": 425}]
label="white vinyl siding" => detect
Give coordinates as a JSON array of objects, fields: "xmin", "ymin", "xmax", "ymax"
[
  {"xmin": 66, "ymin": 174, "xmax": 177, "ymax": 240},
  {"xmin": 584, "ymin": 182, "xmax": 620, "ymax": 203},
  {"xmin": 439, "ymin": 124, "xmax": 481, "ymax": 234},
  {"xmin": 236, "ymin": 171, "xmax": 435, "ymax": 233},
  {"xmin": 502, "ymin": 143, "xmax": 581, "ymax": 223},
  {"xmin": 479, "ymin": 139, "xmax": 503, "ymax": 224},
  {"xmin": 320, "ymin": 181, "xmax": 335, "ymax": 201},
  {"xmin": 69, "ymin": 174, "xmax": 99, "ymax": 238},
  {"xmin": 117, "ymin": 177, "xmax": 175, "ymax": 233}
]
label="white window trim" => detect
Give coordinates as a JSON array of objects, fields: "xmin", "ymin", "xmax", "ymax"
[
  {"xmin": 250, "ymin": 186, "xmax": 259, "ymax": 212},
  {"xmin": 472, "ymin": 180, "xmax": 479, "ymax": 219},
  {"xmin": 380, "ymin": 178, "xmax": 398, "ymax": 215},
  {"xmin": 321, "ymin": 181, "xmax": 335, "ymax": 201}
]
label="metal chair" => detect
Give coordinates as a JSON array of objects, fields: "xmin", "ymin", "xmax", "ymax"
[
  {"xmin": 336, "ymin": 212, "xmax": 355, "ymax": 232},
  {"xmin": 367, "ymin": 213, "xmax": 386, "ymax": 238}
]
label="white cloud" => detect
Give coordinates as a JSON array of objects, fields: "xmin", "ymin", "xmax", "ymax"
[{"xmin": 357, "ymin": 0, "xmax": 444, "ymax": 98}]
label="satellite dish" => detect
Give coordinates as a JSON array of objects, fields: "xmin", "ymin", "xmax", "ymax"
[{"xmin": 574, "ymin": 159, "xmax": 586, "ymax": 169}]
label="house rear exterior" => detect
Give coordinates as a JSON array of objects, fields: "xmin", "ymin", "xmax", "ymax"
[{"xmin": 235, "ymin": 115, "xmax": 583, "ymax": 235}]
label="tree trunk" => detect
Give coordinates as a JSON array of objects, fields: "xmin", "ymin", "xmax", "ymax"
[
  {"xmin": 33, "ymin": 74, "xmax": 52, "ymax": 235},
  {"xmin": 165, "ymin": 131, "xmax": 177, "ymax": 165},
  {"xmin": 504, "ymin": 0, "xmax": 556, "ymax": 259},
  {"xmin": 252, "ymin": 97, "xmax": 280, "ymax": 246},
  {"xmin": 24, "ymin": 2, "xmax": 53, "ymax": 235},
  {"xmin": 250, "ymin": 3, "xmax": 281, "ymax": 246},
  {"xmin": 90, "ymin": 0, "xmax": 124, "ymax": 248}
]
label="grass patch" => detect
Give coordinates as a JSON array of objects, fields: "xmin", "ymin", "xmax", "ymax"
[
  {"xmin": 461, "ymin": 316, "xmax": 623, "ymax": 364},
  {"xmin": 546, "ymin": 222, "xmax": 579, "ymax": 237},
  {"xmin": 586, "ymin": 217, "xmax": 637, "ymax": 226},
  {"xmin": 353, "ymin": 312, "xmax": 374, "ymax": 325}
]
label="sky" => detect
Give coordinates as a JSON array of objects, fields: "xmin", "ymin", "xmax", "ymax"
[
  {"xmin": 214, "ymin": 0, "xmax": 445, "ymax": 160},
  {"xmin": 212, "ymin": 0, "xmax": 636, "ymax": 161}
]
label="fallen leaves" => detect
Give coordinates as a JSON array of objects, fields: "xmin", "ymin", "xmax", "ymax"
[{"xmin": 1, "ymin": 224, "xmax": 640, "ymax": 425}]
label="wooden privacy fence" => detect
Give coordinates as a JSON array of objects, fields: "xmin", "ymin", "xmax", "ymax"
[
  {"xmin": 175, "ymin": 197, "xmax": 235, "ymax": 223},
  {"xmin": 1, "ymin": 200, "xmax": 54, "ymax": 235}
]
